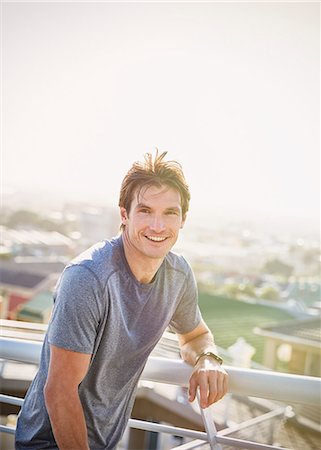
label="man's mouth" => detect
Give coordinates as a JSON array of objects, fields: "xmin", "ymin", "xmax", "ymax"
[{"xmin": 145, "ymin": 236, "xmax": 167, "ymax": 242}]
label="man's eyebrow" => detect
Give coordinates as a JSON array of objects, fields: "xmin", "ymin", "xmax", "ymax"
[
  {"xmin": 135, "ymin": 203, "xmax": 151, "ymax": 209},
  {"xmin": 135, "ymin": 204, "xmax": 181, "ymax": 211},
  {"xmin": 165, "ymin": 206, "xmax": 181, "ymax": 212}
]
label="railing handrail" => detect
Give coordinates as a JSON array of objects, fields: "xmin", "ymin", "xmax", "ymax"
[
  {"xmin": 0, "ymin": 393, "xmax": 289, "ymax": 450},
  {"xmin": 1, "ymin": 337, "xmax": 320, "ymax": 406}
]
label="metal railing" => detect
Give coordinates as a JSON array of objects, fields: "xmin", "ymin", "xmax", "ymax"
[{"xmin": 1, "ymin": 337, "xmax": 320, "ymax": 449}]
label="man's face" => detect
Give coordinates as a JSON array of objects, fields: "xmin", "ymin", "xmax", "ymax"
[{"xmin": 120, "ymin": 184, "xmax": 186, "ymax": 261}]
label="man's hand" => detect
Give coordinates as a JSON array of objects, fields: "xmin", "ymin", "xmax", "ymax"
[
  {"xmin": 188, "ymin": 356, "xmax": 228, "ymax": 409},
  {"xmin": 178, "ymin": 320, "xmax": 229, "ymax": 408}
]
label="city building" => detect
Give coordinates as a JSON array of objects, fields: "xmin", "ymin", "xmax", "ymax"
[
  {"xmin": 255, "ymin": 317, "xmax": 321, "ymax": 377},
  {"xmin": 0, "ymin": 266, "xmax": 59, "ymax": 320},
  {"xmin": 0, "ymin": 226, "xmax": 75, "ymax": 258},
  {"xmin": 16, "ymin": 291, "xmax": 53, "ymax": 323}
]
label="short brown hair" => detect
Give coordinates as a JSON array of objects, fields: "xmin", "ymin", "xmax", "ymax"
[{"xmin": 119, "ymin": 151, "xmax": 190, "ymax": 229}]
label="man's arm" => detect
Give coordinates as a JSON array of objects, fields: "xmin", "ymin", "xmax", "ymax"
[
  {"xmin": 44, "ymin": 344, "xmax": 91, "ymax": 450},
  {"xmin": 178, "ymin": 320, "xmax": 228, "ymax": 409}
]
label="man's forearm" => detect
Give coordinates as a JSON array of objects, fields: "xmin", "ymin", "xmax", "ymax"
[
  {"xmin": 179, "ymin": 330, "xmax": 220, "ymax": 366},
  {"xmin": 178, "ymin": 322, "xmax": 228, "ymax": 408},
  {"xmin": 44, "ymin": 386, "xmax": 90, "ymax": 450}
]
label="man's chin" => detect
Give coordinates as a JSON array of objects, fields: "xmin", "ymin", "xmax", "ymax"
[
  {"xmin": 145, "ymin": 250, "xmax": 168, "ymax": 259},
  {"xmin": 143, "ymin": 245, "xmax": 171, "ymax": 259}
]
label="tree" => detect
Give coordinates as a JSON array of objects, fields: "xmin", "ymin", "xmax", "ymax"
[
  {"xmin": 263, "ymin": 258, "xmax": 293, "ymax": 277},
  {"xmin": 260, "ymin": 286, "xmax": 280, "ymax": 301},
  {"xmin": 6, "ymin": 210, "xmax": 40, "ymax": 228}
]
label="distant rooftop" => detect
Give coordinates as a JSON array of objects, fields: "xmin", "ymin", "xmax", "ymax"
[
  {"xmin": 2, "ymin": 258, "xmax": 66, "ymax": 276},
  {"xmin": 0, "ymin": 226, "xmax": 73, "ymax": 247},
  {"xmin": 0, "ymin": 268, "xmax": 47, "ymax": 289},
  {"xmin": 256, "ymin": 317, "xmax": 321, "ymax": 346},
  {"xmin": 17, "ymin": 291, "xmax": 53, "ymax": 322}
]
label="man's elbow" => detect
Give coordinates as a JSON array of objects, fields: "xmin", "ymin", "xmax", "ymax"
[
  {"xmin": 44, "ymin": 380, "xmax": 76, "ymax": 414},
  {"xmin": 44, "ymin": 380, "xmax": 59, "ymax": 413}
]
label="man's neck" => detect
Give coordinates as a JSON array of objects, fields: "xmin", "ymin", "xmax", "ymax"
[{"xmin": 121, "ymin": 234, "xmax": 164, "ymax": 284}]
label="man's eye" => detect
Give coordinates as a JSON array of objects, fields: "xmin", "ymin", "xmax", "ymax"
[
  {"xmin": 140, "ymin": 209, "xmax": 150, "ymax": 214},
  {"xmin": 166, "ymin": 211, "xmax": 178, "ymax": 215}
]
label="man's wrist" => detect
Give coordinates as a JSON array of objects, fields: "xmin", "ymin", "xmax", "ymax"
[{"xmin": 194, "ymin": 351, "xmax": 223, "ymax": 367}]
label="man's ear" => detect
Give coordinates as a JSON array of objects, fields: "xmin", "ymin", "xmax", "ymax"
[
  {"xmin": 120, "ymin": 207, "xmax": 128, "ymax": 226},
  {"xmin": 181, "ymin": 214, "xmax": 187, "ymax": 229}
]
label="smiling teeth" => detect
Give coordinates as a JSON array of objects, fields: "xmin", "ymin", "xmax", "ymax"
[{"xmin": 147, "ymin": 236, "xmax": 166, "ymax": 242}]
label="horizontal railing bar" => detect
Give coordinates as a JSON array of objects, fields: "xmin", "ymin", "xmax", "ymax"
[
  {"xmin": 143, "ymin": 356, "xmax": 320, "ymax": 406},
  {"xmin": 0, "ymin": 394, "xmax": 24, "ymax": 406},
  {"xmin": 0, "ymin": 425, "xmax": 16, "ymax": 435},
  {"xmin": 0, "ymin": 337, "xmax": 42, "ymax": 364},
  {"xmin": 128, "ymin": 419, "xmax": 207, "ymax": 440},
  {"xmin": 0, "ymin": 419, "xmax": 288, "ymax": 450},
  {"xmin": 128, "ymin": 420, "xmax": 288, "ymax": 450},
  {"xmin": 1, "ymin": 337, "xmax": 320, "ymax": 406},
  {"xmin": 170, "ymin": 439, "xmax": 209, "ymax": 449}
]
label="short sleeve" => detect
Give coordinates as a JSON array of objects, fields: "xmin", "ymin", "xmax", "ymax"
[
  {"xmin": 48, "ymin": 264, "xmax": 103, "ymax": 354},
  {"xmin": 169, "ymin": 261, "xmax": 202, "ymax": 334}
]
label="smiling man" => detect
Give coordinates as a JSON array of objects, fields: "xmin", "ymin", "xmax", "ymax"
[{"xmin": 16, "ymin": 151, "xmax": 228, "ymax": 450}]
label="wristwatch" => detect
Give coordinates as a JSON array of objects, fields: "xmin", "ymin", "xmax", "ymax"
[{"xmin": 194, "ymin": 351, "xmax": 223, "ymax": 366}]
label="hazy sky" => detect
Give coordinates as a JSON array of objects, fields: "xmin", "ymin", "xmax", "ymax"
[{"xmin": 2, "ymin": 1, "xmax": 320, "ymax": 229}]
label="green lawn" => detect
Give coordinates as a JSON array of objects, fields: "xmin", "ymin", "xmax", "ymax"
[{"xmin": 198, "ymin": 292, "xmax": 294, "ymax": 364}]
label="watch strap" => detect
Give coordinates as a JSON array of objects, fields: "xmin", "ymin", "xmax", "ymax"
[{"xmin": 194, "ymin": 351, "xmax": 223, "ymax": 366}]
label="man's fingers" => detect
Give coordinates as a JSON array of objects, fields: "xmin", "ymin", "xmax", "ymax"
[
  {"xmin": 198, "ymin": 372, "xmax": 209, "ymax": 408},
  {"xmin": 215, "ymin": 372, "xmax": 225, "ymax": 402},
  {"xmin": 189, "ymin": 367, "xmax": 229, "ymax": 408},
  {"xmin": 188, "ymin": 376, "xmax": 197, "ymax": 402},
  {"xmin": 223, "ymin": 372, "xmax": 228, "ymax": 395},
  {"xmin": 205, "ymin": 371, "xmax": 228, "ymax": 406},
  {"xmin": 208, "ymin": 372, "xmax": 218, "ymax": 405}
]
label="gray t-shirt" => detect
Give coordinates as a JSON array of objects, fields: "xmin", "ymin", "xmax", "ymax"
[{"xmin": 15, "ymin": 236, "xmax": 201, "ymax": 450}]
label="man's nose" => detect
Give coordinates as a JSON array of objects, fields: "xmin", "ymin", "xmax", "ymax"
[{"xmin": 149, "ymin": 215, "xmax": 166, "ymax": 232}]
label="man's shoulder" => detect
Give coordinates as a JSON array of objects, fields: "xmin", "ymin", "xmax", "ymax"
[
  {"xmin": 165, "ymin": 250, "xmax": 192, "ymax": 276},
  {"xmin": 65, "ymin": 236, "xmax": 122, "ymax": 282}
]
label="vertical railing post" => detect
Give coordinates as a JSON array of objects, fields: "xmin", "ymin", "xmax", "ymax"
[{"xmin": 197, "ymin": 392, "xmax": 222, "ymax": 450}]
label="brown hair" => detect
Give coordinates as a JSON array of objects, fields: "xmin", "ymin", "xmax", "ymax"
[{"xmin": 119, "ymin": 150, "xmax": 190, "ymax": 230}]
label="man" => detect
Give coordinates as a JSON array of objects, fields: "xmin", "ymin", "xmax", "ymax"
[{"xmin": 16, "ymin": 151, "xmax": 228, "ymax": 450}]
